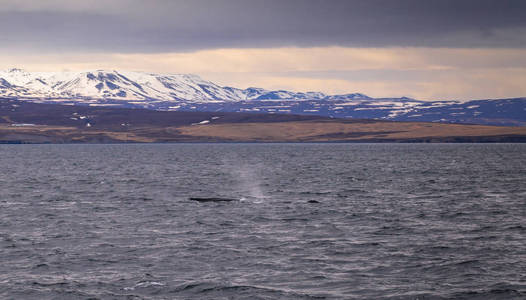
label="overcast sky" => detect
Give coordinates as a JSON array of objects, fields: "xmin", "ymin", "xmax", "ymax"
[{"xmin": 1, "ymin": 0, "xmax": 526, "ymax": 100}]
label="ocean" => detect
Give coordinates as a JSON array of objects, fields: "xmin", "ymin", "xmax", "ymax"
[{"xmin": 1, "ymin": 144, "xmax": 525, "ymax": 299}]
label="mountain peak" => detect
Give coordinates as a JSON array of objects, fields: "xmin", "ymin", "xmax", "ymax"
[{"xmin": 7, "ymin": 68, "xmax": 26, "ymax": 73}]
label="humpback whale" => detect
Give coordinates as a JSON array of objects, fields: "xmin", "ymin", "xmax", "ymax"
[{"xmin": 189, "ymin": 197, "xmax": 237, "ymax": 202}]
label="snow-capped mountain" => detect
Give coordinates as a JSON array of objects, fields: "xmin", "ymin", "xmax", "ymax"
[
  {"xmin": 0, "ymin": 68, "xmax": 242, "ymax": 102},
  {"xmin": 0, "ymin": 68, "xmax": 351, "ymax": 102},
  {"xmin": 1, "ymin": 68, "xmax": 525, "ymax": 126}
]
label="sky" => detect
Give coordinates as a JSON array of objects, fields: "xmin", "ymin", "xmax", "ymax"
[{"xmin": 1, "ymin": 0, "xmax": 526, "ymax": 100}]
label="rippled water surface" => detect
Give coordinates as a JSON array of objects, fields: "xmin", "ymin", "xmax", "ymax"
[{"xmin": 1, "ymin": 144, "xmax": 525, "ymax": 299}]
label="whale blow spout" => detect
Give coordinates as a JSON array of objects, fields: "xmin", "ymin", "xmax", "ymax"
[{"xmin": 189, "ymin": 197, "xmax": 238, "ymax": 203}]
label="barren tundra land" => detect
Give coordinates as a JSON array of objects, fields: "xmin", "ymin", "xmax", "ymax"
[{"xmin": 2, "ymin": 99, "xmax": 526, "ymax": 143}]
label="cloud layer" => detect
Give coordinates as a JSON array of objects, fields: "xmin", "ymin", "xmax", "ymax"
[{"xmin": 1, "ymin": 0, "xmax": 526, "ymax": 53}]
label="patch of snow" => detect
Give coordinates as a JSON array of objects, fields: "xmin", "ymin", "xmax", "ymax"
[
  {"xmin": 11, "ymin": 123, "xmax": 36, "ymax": 127},
  {"xmin": 355, "ymin": 107, "xmax": 393, "ymax": 110}
]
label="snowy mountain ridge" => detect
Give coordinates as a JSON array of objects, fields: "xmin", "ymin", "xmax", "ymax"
[{"xmin": 0, "ymin": 68, "xmax": 370, "ymax": 102}]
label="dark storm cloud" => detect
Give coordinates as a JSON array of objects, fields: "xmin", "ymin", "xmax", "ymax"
[{"xmin": 1, "ymin": 0, "xmax": 526, "ymax": 53}]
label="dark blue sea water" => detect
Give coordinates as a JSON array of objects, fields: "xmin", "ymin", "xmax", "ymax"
[{"xmin": 0, "ymin": 144, "xmax": 525, "ymax": 299}]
